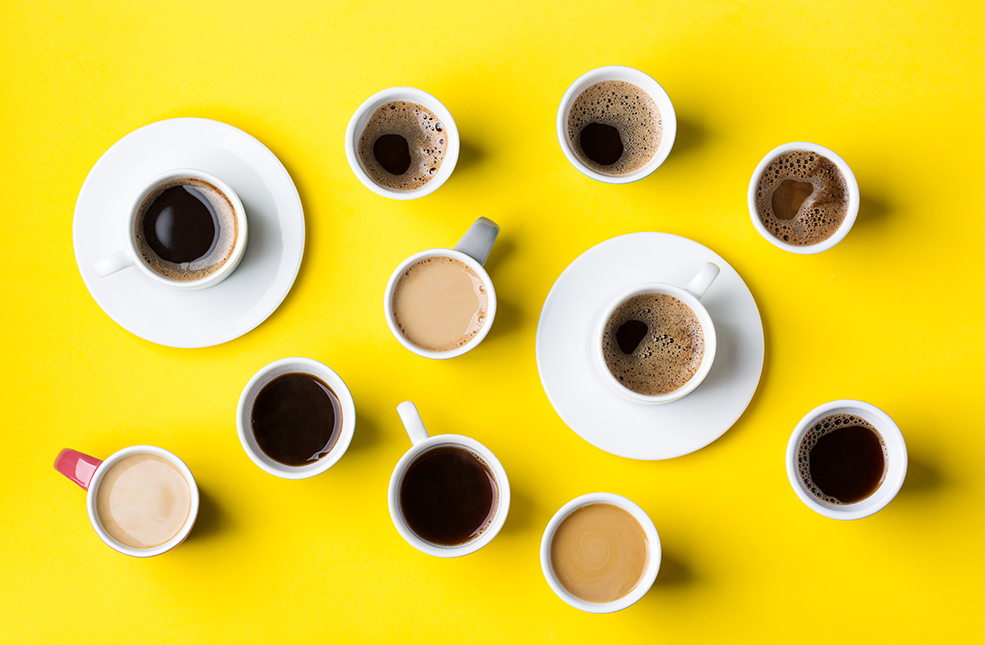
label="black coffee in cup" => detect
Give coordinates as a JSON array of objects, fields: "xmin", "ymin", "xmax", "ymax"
[
  {"xmin": 250, "ymin": 373, "xmax": 342, "ymax": 466},
  {"xmin": 798, "ymin": 413, "xmax": 887, "ymax": 504},
  {"xmin": 357, "ymin": 101, "xmax": 448, "ymax": 190}
]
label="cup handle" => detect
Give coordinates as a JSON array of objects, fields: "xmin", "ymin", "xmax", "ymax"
[
  {"xmin": 397, "ymin": 401, "xmax": 431, "ymax": 446},
  {"xmin": 684, "ymin": 262, "xmax": 721, "ymax": 300},
  {"xmin": 453, "ymin": 217, "xmax": 500, "ymax": 265},
  {"xmin": 93, "ymin": 250, "xmax": 134, "ymax": 278},
  {"xmin": 54, "ymin": 449, "xmax": 103, "ymax": 491}
]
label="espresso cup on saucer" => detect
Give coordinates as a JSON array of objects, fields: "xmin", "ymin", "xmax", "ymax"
[
  {"xmin": 93, "ymin": 168, "xmax": 248, "ymax": 290},
  {"xmin": 54, "ymin": 445, "xmax": 199, "ymax": 557},
  {"xmin": 592, "ymin": 262, "xmax": 720, "ymax": 404},
  {"xmin": 384, "ymin": 217, "xmax": 499, "ymax": 359},
  {"xmin": 786, "ymin": 399, "xmax": 907, "ymax": 520},
  {"xmin": 236, "ymin": 357, "xmax": 356, "ymax": 480},
  {"xmin": 388, "ymin": 401, "xmax": 510, "ymax": 558}
]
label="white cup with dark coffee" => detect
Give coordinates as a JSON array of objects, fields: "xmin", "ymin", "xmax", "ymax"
[
  {"xmin": 592, "ymin": 262, "xmax": 720, "ymax": 404},
  {"xmin": 786, "ymin": 399, "xmax": 907, "ymax": 520},
  {"xmin": 388, "ymin": 401, "xmax": 510, "ymax": 558},
  {"xmin": 93, "ymin": 168, "xmax": 248, "ymax": 289}
]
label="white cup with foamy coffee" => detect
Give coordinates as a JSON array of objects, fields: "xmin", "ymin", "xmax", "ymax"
[
  {"xmin": 54, "ymin": 445, "xmax": 199, "ymax": 557},
  {"xmin": 93, "ymin": 168, "xmax": 248, "ymax": 290},
  {"xmin": 384, "ymin": 217, "xmax": 499, "ymax": 359}
]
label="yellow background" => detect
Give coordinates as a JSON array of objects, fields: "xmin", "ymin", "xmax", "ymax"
[{"xmin": 1, "ymin": 0, "xmax": 983, "ymax": 642}]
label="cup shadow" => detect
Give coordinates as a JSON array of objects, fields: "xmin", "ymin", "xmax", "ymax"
[
  {"xmin": 854, "ymin": 192, "xmax": 892, "ymax": 234},
  {"xmin": 455, "ymin": 140, "xmax": 486, "ymax": 175},
  {"xmin": 346, "ymin": 404, "xmax": 384, "ymax": 457},
  {"xmin": 670, "ymin": 116, "xmax": 706, "ymax": 159},
  {"xmin": 187, "ymin": 487, "xmax": 225, "ymax": 542},
  {"xmin": 500, "ymin": 485, "xmax": 539, "ymax": 537},
  {"xmin": 654, "ymin": 549, "xmax": 695, "ymax": 588}
]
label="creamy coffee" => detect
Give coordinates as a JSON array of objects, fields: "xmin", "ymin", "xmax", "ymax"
[
  {"xmin": 392, "ymin": 256, "xmax": 488, "ymax": 352},
  {"xmin": 358, "ymin": 101, "xmax": 448, "ymax": 190},
  {"xmin": 550, "ymin": 504, "xmax": 648, "ymax": 603},
  {"xmin": 95, "ymin": 454, "xmax": 191, "ymax": 549}
]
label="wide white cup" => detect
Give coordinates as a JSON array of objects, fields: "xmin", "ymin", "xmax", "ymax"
[
  {"xmin": 786, "ymin": 399, "xmax": 907, "ymax": 520},
  {"xmin": 345, "ymin": 87, "xmax": 460, "ymax": 200},
  {"xmin": 384, "ymin": 217, "xmax": 499, "ymax": 359},
  {"xmin": 747, "ymin": 142, "xmax": 860, "ymax": 254},
  {"xmin": 388, "ymin": 401, "xmax": 510, "ymax": 558},
  {"xmin": 540, "ymin": 492, "xmax": 661, "ymax": 613},
  {"xmin": 592, "ymin": 262, "xmax": 720, "ymax": 404},
  {"xmin": 557, "ymin": 65, "xmax": 677, "ymax": 184},
  {"xmin": 236, "ymin": 357, "xmax": 356, "ymax": 479},
  {"xmin": 92, "ymin": 168, "xmax": 249, "ymax": 289}
]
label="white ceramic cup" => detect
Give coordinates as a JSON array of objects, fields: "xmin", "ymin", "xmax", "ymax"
[
  {"xmin": 345, "ymin": 87, "xmax": 460, "ymax": 200},
  {"xmin": 236, "ymin": 357, "xmax": 356, "ymax": 479},
  {"xmin": 557, "ymin": 65, "xmax": 677, "ymax": 184},
  {"xmin": 54, "ymin": 445, "xmax": 199, "ymax": 557},
  {"xmin": 92, "ymin": 168, "xmax": 249, "ymax": 289},
  {"xmin": 384, "ymin": 217, "xmax": 499, "ymax": 359},
  {"xmin": 747, "ymin": 142, "xmax": 860, "ymax": 254},
  {"xmin": 786, "ymin": 399, "xmax": 907, "ymax": 520},
  {"xmin": 540, "ymin": 492, "xmax": 661, "ymax": 613},
  {"xmin": 388, "ymin": 401, "xmax": 510, "ymax": 558},
  {"xmin": 592, "ymin": 262, "xmax": 720, "ymax": 404}
]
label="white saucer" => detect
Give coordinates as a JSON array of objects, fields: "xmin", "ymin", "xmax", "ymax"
[
  {"xmin": 73, "ymin": 118, "xmax": 304, "ymax": 348},
  {"xmin": 535, "ymin": 233, "xmax": 764, "ymax": 460}
]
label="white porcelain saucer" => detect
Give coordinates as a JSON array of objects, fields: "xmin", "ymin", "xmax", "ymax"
[
  {"xmin": 536, "ymin": 233, "xmax": 764, "ymax": 460},
  {"xmin": 73, "ymin": 118, "xmax": 305, "ymax": 348}
]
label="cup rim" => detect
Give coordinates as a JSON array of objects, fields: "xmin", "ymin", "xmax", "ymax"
[
  {"xmin": 85, "ymin": 445, "xmax": 200, "ymax": 558},
  {"xmin": 344, "ymin": 87, "xmax": 460, "ymax": 200},
  {"xmin": 236, "ymin": 357, "xmax": 357, "ymax": 479},
  {"xmin": 556, "ymin": 65, "xmax": 677, "ymax": 184},
  {"xmin": 540, "ymin": 492, "xmax": 661, "ymax": 613},
  {"xmin": 747, "ymin": 142, "xmax": 860, "ymax": 254},
  {"xmin": 387, "ymin": 434, "xmax": 510, "ymax": 558},
  {"xmin": 383, "ymin": 248, "xmax": 498, "ymax": 360},
  {"xmin": 785, "ymin": 399, "xmax": 907, "ymax": 520}
]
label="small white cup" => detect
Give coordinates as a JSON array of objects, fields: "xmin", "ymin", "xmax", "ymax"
[
  {"xmin": 540, "ymin": 492, "xmax": 661, "ymax": 613},
  {"xmin": 388, "ymin": 401, "xmax": 510, "ymax": 558},
  {"xmin": 592, "ymin": 262, "xmax": 720, "ymax": 404},
  {"xmin": 557, "ymin": 65, "xmax": 677, "ymax": 184},
  {"xmin": 345, "ymin": 87, "xmax": 460, "ymax": 200},
  {"xmin": 236, "ymin": 357, "xmax": 356, "ymax": 479},
  {"xmin": 747, "ymin": 142, "xmax": 860, "ymax": 254},
  {"xmin": 92, "ymin": 168, "xmax": 249, "ymax": 289},
  {"xmin": 786, "ymin": 399, "xmax": 907, "ymax": 520},
  {"xmin": 384, "ymin": 217, "xmax": 499, "ymax": 359}
]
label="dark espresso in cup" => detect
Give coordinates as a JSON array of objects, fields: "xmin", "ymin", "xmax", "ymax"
[
  {"xmin": 251, "ymin": 373, "xmax": 342, "ymax": 466},
  {"xmin": 357, "ymin": 101, "xmax": 448, "ymax": 190},
  {"xmin": 798, "ymin": 413, "xmax": 887, "ymax": 504},
  {"xmin": 567, "ymin": 80, "xmax": 662, "ymax": 175},
  {"xmin": 134, "ymin": 177, "xmax": 239, "ymax": 281}
]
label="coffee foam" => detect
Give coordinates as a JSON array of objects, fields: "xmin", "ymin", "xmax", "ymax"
[
  {"xmin": 567, "ymin": 80, "xmax": 662, "ymax": 175},
  {"xmin": 358, "ymin": 101, "xmax": 448, "ymax": 190},
  {"xmin": 134, "ymin": 177, "xmax": 238, "ymax": 281},
  {"xmin": 602, "ymin": 292, "xmax": 704, "ymax": 396},
  {"xmin": 797, "ymin": 413, "xmax": 887, "ymax": 505},
  {"xmin": 754, "ymin": 150, "xmax": 849, "ymax": 246}
]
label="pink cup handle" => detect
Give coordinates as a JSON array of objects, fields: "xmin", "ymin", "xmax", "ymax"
[{"xmin": 54, "ymin": 449, "xmax": 103, "ymax": 491}]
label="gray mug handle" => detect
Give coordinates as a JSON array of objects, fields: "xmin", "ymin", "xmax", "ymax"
[{"xmin": 453, "ymin": 217, "xmax": 500, "ymax": 265}]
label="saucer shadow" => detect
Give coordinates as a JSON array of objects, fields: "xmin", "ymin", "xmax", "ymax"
[
  {"xmin": 187, "ymin": 487, "xmax": 225, "ymax": 542},
  {"xmin": 455, "ymin": 140, "xmax": 486, "ymax": 175}
]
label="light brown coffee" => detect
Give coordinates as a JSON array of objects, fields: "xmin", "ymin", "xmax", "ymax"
[
  {"xmin": 392, "ymin": 255, "xmax": 488, "ymax": 352},
  {"xmin": 95, "ymin": 454, "xmax": 191, "ymax": 549},
  {"xmin": 357, "ymin": 101, "xmax": 448, "ymax": 191},
  {"xmin": 550, "ymin": 504, "xmax": 649, "ymax": 603}
]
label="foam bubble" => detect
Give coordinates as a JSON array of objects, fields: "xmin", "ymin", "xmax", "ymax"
[
  {"xmin": 797, "ymin": 413, "xmax": 887, "ymax": 505},
  {"xmin": 358, "ymin": 101, "xmax": 448, "ymax": 191}
]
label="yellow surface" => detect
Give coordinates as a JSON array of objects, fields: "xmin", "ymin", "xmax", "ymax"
[{"xmin": 1, "ymin": 0, "xmax": 983, "ymax": 642}]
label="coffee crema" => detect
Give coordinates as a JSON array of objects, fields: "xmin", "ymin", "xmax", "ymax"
[
  {"xmin": 602, "ymin": 292, "xmax": 704, "ymax": 396},
  {"xmin": 550, "ymin": 504, "xmax": 648, "ymax": 604},
  {"xmin": 798, "ymin": 413, "xmax": 887, "ymax": 504},
  {"xmin": 251, "ymin": 373, "xmax": 343, "ymax": 466},
  {"xmin": 567, "ymin": 80, "xmax": 662, "ymax": 175},
  {"xmin": 95, "ymin": 454, "xmax": 191, "ymax": 549},
  {"xmin": 392, "ymin": 256, "xmax": 488, "ymax": 352},
  {"xmin": 754, "ymin": 150, "xmax": 849, "ymax": 246},
  {"xmin": 358, "ymin": 101, "xmax": 447, "ymax": 190}
]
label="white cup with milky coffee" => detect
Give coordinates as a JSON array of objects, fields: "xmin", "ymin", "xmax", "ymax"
[
  {"xmin": 54, "ymin": 445, "xmax": 199, "ymax": 557},
  {"xmin": 384, "ymin": 217, "xmax": 499, "ymax": 359}
]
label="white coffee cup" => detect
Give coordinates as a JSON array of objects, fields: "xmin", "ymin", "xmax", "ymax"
[
  {"xmin": 384, "ymin": 217, "xmax": 499, "ymax": 359},
  {"xmin": 345, "ymin": 87, "xmax": 460, "ymax": 200},
  {"xmin": 786, "ymin": 399, "xmax": 907, "ymax": 520},
  {"xmin": 236, "ymin": 357, "xmax": 356, "ymax": 479},
  {"xmin": 540, "ymin": 492, "xmax": 661, "ymax": 613},
  {"xmin": 747, "ymin": 142, "xmax": 860, "ymax": 254},
  {"xmin": 592, "ymin": 262, "xmax": 720, "ymax": 404},
  {"xmin": 557, "ymin": 65, "xmax": 677, "ymax": 184},
  {"xmin": 54, "ymin": 445, "xmax": 199, "ymax": 558},
  {"xmin": 388, "ymin": 401, "xmax": 510, "ymax": 558}
]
